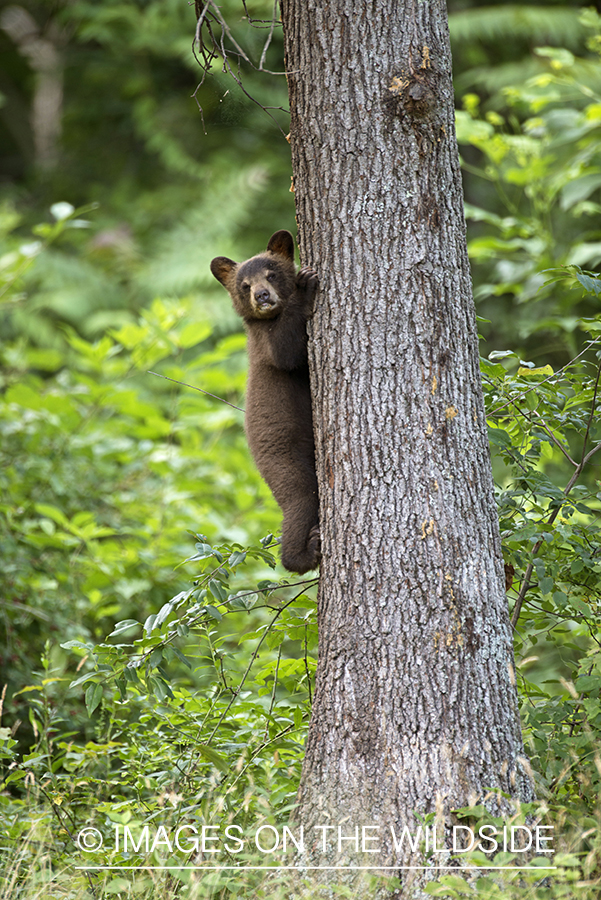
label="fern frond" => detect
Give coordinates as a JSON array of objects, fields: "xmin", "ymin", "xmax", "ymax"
[
  {"xmin": 456, "ymin": 56, "xmax": 601, "ymax": 101},
  {"xmin": 137, "ymin": 164, "xmax": 283, "ymax": 300},
  {"xmin": 449, "ymin": 6, "xmax": 587, "ymax": 49}
]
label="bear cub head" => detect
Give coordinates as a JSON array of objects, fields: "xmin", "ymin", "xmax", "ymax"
[{"xmin": 210, "ymin": 230, "xmax": 296, "ymax": 322}]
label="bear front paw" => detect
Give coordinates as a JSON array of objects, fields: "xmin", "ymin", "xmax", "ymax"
[{"xmin": 296, "ymin": 266, "xmax": 319, "ymax": 292}]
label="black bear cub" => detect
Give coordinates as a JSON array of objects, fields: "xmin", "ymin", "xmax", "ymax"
[{"xmin": 210, "ymin": 230, "xmax": 320, "ymax": 574}]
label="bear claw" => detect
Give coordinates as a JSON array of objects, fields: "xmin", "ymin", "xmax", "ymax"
[
  {"xmin": 296, "ymin": 266, "xmax": 319, "ymax": 290},
  {"xmin": 308, "ymin": 524, "xmax": 321, "ymax": 562}
]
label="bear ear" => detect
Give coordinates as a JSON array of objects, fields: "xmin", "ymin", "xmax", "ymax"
[
  {"xmin": 267, "ymin": 230, "xmax": 295, "ymax": 261},
  {"xmin": 210, "ymin": 257, "xmax": 237, "ymax": 285}
]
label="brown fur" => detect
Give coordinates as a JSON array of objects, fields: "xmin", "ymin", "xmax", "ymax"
[{"xmin": 210, "ymin": 230, "xmax": 320, "ymax": 574}]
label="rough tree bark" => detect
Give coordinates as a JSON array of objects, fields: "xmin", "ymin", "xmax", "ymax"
[{"xmin": 280, "ymin": 0, "xmax": 535, "ymax": 885}]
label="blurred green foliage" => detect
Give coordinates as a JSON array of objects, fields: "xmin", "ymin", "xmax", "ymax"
[
  {"xmin": 1, "ymin": 1, "xmax": 601, "ymax": 899},
  {"xmin": 458, "ymin": 9, "xmax": 601, "ymax": 362}
]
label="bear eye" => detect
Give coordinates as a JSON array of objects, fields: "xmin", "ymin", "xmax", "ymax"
[
  {"xmin": 266, "ymin": 272, "xmax": 275, "ymax": 282},
  {"xmin": 241, "ymin": 282, "xmax": 250, "ymax": 292}
]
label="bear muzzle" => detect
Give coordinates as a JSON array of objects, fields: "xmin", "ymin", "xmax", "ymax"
[{"xmin": 252, "ymin": 288, "xmax": 281, "ymax": 317}]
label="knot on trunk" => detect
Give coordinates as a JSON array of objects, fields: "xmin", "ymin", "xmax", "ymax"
[
  {"xmin": 385, "ymin": 47, "xmax": 439, "ymax": 122},
  {"xmin": 386, "ymin": 70, "xmax": 438, "ymax": 120}
]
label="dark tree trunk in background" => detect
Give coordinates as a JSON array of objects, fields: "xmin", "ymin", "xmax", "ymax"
[
  {"xmin": 281, "ymin": 0, "xmax": 535, "ymax": 886},
  {"xmin": 0, "ymin": 6, "xmax": 63, "ymax": 171}
]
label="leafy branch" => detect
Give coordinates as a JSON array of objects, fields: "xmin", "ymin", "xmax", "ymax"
[{"xmin": 510, "ymin": 360, "xmax": 601, "ymax": 628}]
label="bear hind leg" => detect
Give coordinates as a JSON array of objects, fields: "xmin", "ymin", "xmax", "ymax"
[{"xmin": 280, "ymin": 496, "xmax": 320, "ymax": 575}]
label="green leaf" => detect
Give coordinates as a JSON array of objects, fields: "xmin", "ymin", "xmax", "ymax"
[
  {"xmin": 85, "ymin": 682, "xmax": 103, "ymax": 716},
  {"xmin": 561, "ymin": 173, "xmax": 601, "ymax": 211},
  {"xmin": 171, "ymin": 647, "xmax": 192, "ymax": 669},
  {"xmin": 487, "ymin": 427, "xmax": 512, "ymax": 448},
  {"xmin": 488, "ymin": 350, "xmax": 518, "ymax": 360},
  {"xmin": 60, "ymin": 640, "xmax": 93, "ymax": 652},
  {"xmin": 575, "ymin": 273, "xmax": 601, "ymax": 295},
  {"xmin": 205, "ymin": 606, "xmax": 223, "ymax": 621},
  {"xmin": 196, "ymin": 743, "xmax": 229, "ymax": 773},
  {"xmin": 177, "ymin": 321, "xmax": 212, "ymax": 348},
  {"xmin": 208, "ymin": 579, "xmax": 227, "ymax": 602},
  {"xmin": 516, "ymin": 365, "xmax": 554, "ymax": 377},
  {"xmin": 480, "ymin": 359, "xmax": 506, "ymax": 378},
  {"xmin": 149, "ymin": 677, "xmax": 172, "ymax": 701},
  {"xmin": 34, "ymin": 503, "xmax": 70, "ymax": 527},
  {"xmin": 228, "ymin": 550, "xmax": 247, "ymax": 567},
  {"xmin": 186, "ymin": 543, "xmax": 213, "ymax": 561},
  {"xmin": 116, "ymin": 677, "xmax": 127, "ymax": 701},
  {"xmin": 571, "ymin": 597, "xmax": 591, "ymax": 615},
  {"xmin": 69, "ymin": 671, "xmax": 101, "ymax": 689},
  {"xmin": 148, "ymin": 649, "xmax": 163, "ymax": 668},
  {"xmin": 108, "ymin": 620, "xmax": 140, "ymax": 637}
]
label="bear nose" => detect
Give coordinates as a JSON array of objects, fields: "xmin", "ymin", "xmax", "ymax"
[{"xmin": 254, "ymin": 288, "xmax": 272, "ymax": 305}]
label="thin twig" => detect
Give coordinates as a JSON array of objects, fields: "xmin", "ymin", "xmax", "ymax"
[
  {"xmin": 507, "ymin": 400, "xmax": 579, "ymax": 468},
  {"xmin": 147, "ymin": 370, "xmax": 244, "ymax": 412},
  {"xmin": 224, "ymin": 718, "xmax": 303, "ymax": 793},
  {"xmin": 206, "ymin": 586, "xmax": 311, "ymax": 743},
  {"xmin": 192, "ymin": 0, "xmax": 288, "ymax": 133},
  {"xmin": 530, "ymin": 410, "xmax": 578, "ymax": 467},
  {"xmin": 259, "ymin": 0, "xmax": 279, "ymax": 71},
  {"xmin": 568, "ymin": 664, "xmax": 593, "ymax": 737},
  {"xmin": 37, "ymin": 784, "xmax": 98, "ymax": 898},
  {"xmin": 579, "ymin": 355, "xmax": 601, "ymax": 461},
  {"xmin": 264, "ymin": 645, "xmax": 282, "ymax": 740},
  {"xmin": 303, "ymin": 621, "xmax": 313, "ymax": 705}
]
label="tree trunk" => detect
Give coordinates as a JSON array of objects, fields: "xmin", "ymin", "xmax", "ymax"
[
  {"xmin": 281, "ymin": 0, "xmax": 535, "ymax": 882},
  {"xmin": 0, "ymin": 7, "xmax": 63, "ymax": 171}
]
